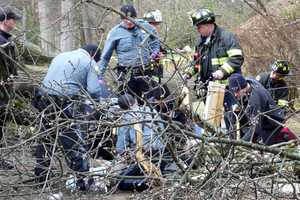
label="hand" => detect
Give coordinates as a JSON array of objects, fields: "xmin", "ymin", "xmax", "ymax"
[
  {"xmin": 183, "ymin": 73, "xmax": 192, "ymax": 81},
  {"xmin": 98, "ymin": 78, "xmax": 106, "ymax": 85},
  {"xmin": 151, "ymin": 52, "xmax": 162, "ymax": 61},
  {"xmin": 212, "ymin": 70, "xmax": 224, "ymax": 80}
]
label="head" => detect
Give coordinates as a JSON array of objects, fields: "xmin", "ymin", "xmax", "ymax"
[
  {"xmin": 120, "ymin": 4, "xmax": 137, "ymax": 29},
  {"xmin": 0, "ymin": 7, "xmax": 21, "ymax": 32},
  {"xmin": 118, "ymin": 93, "xmax": 136, "ymax": 110},
  {"xmin": 81, "ymin": 44, "xmax": 101, "ymax": 63},
  {"xmin": 270, "ymin": 60, "xmax": 292, "ymax": 81},
  {"xmin": 228, "ymin": 73, "xmax": 249, "ymax": 100},
  {"xmin": 190, "ymin": 8, "xmax": 216, "ymax": 37},
  {"xmin": 144, "ymin": 9, "xmax": 162, "ymax": 32}
]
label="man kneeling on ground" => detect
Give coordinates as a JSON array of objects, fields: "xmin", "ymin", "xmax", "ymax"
[{"xmin": 227, "ymin": 73, "xmax": 298, "ymax": 145}]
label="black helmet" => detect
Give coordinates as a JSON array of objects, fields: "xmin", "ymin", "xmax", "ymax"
[
  {"xmin": 120, "ymin": 4, "xmax": 137, "ymax": 19},
  {"xmin": 271, "ymin": 60, "xmax": 292, "ymax": 75},
  {"xmin": 190, "ymin": 8, "xmax": 215, "ymax": 26}
]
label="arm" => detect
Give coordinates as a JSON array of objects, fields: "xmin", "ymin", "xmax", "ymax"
[
  {"xmin": 219, "ymin": 33, "xmax": 244, "ymax": 78},
  {"xmin": 149, "ymin": 31, "xmax": 160, "ymax": 56},
  {"xmin": 275, "ymin": 82, "xmax": 289, "ymax": 107},
  {"xmin": 98, "ymin": 30, "xmax": 118, "ymax": 76},
  {"xmin": 86, "ymin": 61, "xmax": 111, "ymax": 99},
  {"xmin": 143, "ymin": 21, "xmax": 160, "ymax": 56},
  {"xmin": 242, "ymin": 95, "xmax": 264, "ymax": 142}
]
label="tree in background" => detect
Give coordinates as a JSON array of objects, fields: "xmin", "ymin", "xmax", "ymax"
[
  {"xmin": 60, "ymin": 0, "xmax": 79, "ymax": 51},
  {"xmin": 38, "ymin": 0, "xmax": 61, "ymax": 57}
]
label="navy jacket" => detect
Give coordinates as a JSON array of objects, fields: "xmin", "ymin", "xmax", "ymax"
[
  {"xmin": 239, "ymin": 78, "xmax": 285, "ymax": 144},
  {"xmin": 0, "ymin": 30, "xmax": 18, "ymax": 102}
]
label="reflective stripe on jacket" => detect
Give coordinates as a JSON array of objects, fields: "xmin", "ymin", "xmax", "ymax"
[{"xmin": 192, "ymin": 26, "xmax": 244, "ymax": 82}]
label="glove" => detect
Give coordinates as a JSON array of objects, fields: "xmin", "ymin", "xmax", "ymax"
[
  {"xmin": 151, "ymin": 52, "xmax": 162, "ymax": 61},
  {"xmin": 212, "ymin": 70, "xmax": 224, "ymax": 80},
  {"xmin": 98, "ymin": 75, "xmax": 106, "ymax": 85}
]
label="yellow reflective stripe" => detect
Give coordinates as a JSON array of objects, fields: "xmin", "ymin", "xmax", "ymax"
[
  {"xmin": 227, "ymin": 49, "xmax": 242, "ymax": 57},
  {"xmin": 278, "ymin": 99, "xmax": 289, "ymax": 107},
  {"xmin": 219, "ymin": 57, "xmax": 229, "ymax": 64},
  {"xmin": 212, "ymin": 57, "xmax": 229, "ymax": 65},
  {"xmin": 214, "ymin": 80, "xmax": 229, "ymax": 85},
  {"xmin": 212, "ymin": 58, "xmax": 219, "ymax": 65},
  {"xmin": 152, "ymin": 76, "xmax": 160, "ymax": 82},
  {"xmin": 221, "ymin": 63, "xmax": 234, "ymax": 74}
]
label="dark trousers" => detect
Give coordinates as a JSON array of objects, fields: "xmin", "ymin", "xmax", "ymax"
[{"xmin": 32, "ymin": 93, "xmax": 89, "ymax": 181}]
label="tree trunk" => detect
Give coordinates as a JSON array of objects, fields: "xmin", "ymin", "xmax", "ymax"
[
  {"xmin": 22, "ymin": 5, "xmax": 27, "ymax": 43},
  {"xmin": 81, "ymin": 2, "xmax": 94, "ymax": 44},
  {"xmin": 60, "ymin": 0, "xmax": 78, "ymax": 51},
  {"xmin": 38, "ymin": 0, "xmax": 60, "ymax": 57},
  {"xmin": 121, "ymin": 0, "xmax": 134, "ymax": 5}
]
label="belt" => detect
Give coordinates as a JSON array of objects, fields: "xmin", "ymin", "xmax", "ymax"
[{"xmin": 117, "ymin": 64, "xmax": 152, "ymax": 77}]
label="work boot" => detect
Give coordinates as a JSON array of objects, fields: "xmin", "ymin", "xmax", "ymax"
[{"xmin": 0, "ymin": 159, "xmax": 15, "ymax": 170}]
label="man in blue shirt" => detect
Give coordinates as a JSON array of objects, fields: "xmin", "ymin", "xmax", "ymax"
[
  {"xmin": 41, "ymin": 44, "xmax": 109, "ymax": 99},
  {"xmin": 33, "ymin": 44, "xmax": 107, "ymax": 190},
  {"xmin": 98, "ymin": 4, "xmax": 160, "ymax": 102}
]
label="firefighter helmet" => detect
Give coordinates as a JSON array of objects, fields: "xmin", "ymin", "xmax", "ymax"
[
  {"xmin": 271, "ymin": 60, "xmax": 292, "ymax": 75},
  {"xmin": 190, "ymin": 8, "xmax": 215, "ymax": 26},
  {"xmin": 143, "ymin": 9, "xmax": 162, "ymax": 23}
]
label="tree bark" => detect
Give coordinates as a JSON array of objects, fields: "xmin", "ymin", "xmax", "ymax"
[
  {"xmin": 60, "ymin": 0, "xmax": 78, "ymax": 51},
  {"xmin": 38, "ymin": 0, "xmax": 61, "ymax": 57},
  {"xmin": 81, "ymin": 2, "xmax": 94, "ymax": 44}
]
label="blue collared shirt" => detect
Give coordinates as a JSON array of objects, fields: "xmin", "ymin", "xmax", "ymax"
[
  {"xmin": 42, "ymin": 48, "xmax": 109, "ymax": 98},
  {"xmin": 99, "ymin": 19, "xmax": 160, "ymax": 75}
]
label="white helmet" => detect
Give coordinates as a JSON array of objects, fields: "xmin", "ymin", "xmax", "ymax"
[{"xmin": 143, "ymin": 9, "xmax": 162, "ymax": 23}]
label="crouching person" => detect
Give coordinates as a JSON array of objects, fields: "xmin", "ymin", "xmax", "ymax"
[
  {"xmin": 226, "ymin": 73, "xmax": 298, "ymax": 145},
  {"xmin": 32, "ymin": 44, "xmax": 108, "ymax": 191},
  {"xmin": 115, "ymin": 94, "xmax": 165, "ymax": 191}
]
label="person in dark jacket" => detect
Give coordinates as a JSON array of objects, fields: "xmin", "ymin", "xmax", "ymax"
[
  {"xmin": 185, "ymin": 8, "xmax": 244, "ymax": 115},
  {"xmin": 186, "ymin": 8, "xmax": 244, "ymax": 83},
  {"xmin": 228, "ymin": 73, "xmax": 297, "ymax": 145},
  {"xmin": 256, "ymin": 60, "xmax": 292, "ymax": 108},
  {"xmin": 0, "ymin": 7, "xmax": 21, "ymax": 169}
]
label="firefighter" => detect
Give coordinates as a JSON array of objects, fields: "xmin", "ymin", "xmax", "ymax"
[
  {"xmin": 185, "ymin": 8, "xmax": 244, "ymax": 84},
  {"xmin": 184, "ymin": 8, "xmax": 244, "ymax": 117},
  {"xmin": 143, "ymin": 9, "xmax": 163, "ymax": 33},
  {"xmin": 256, "ymin": 60, "xmax": 292, "ymax": 108},
  {"xmin": 143, "ymin": 9, "xmax": 165, "ymax": 84},
  {"xmin": 0, "ymin": 7, "xmax": 21, "ymax": 170},
  {"xmin": 228, "ymin": 73, "xmax": 297, "ymax": 145}
]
